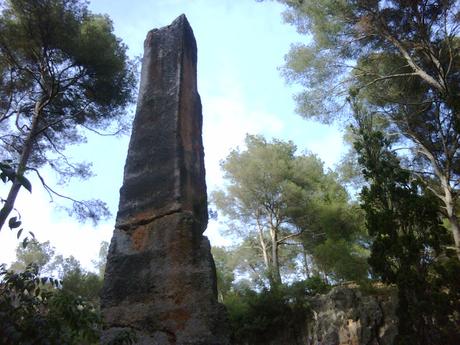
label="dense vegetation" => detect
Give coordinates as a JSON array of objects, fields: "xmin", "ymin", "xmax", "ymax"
[
  {"xmin": 0, "ymin": 237, "xmax": 139, "ymax": 345},
  {"xmin": 0, "ymin": 240, "xmax": 106, "ymax": 344}
]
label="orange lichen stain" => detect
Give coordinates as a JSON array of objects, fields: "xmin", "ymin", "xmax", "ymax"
[{"xmin": 131, "ymin": 225, "xmax": 149, "ymax": 251}]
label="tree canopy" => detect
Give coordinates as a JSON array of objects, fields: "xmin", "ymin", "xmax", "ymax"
[
  {"xmin": 212, "ymin": 134, "xmax": 368, "ymax": 288},
  {"xmin": 278, "ymin": 0, "xmax": 459, "ymax": 121},
  {"xmin": 354, "ymin": 108, "xmax": 460, "ymax": 344},
  {"xmin": 0, "ymin": 0, "xmax": 137, "ymax": 230},
  {"xmin": 277, "ymin": 0, "xmax": 460, "ymax": 258}
]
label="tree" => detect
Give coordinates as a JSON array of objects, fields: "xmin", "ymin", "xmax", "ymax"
[
  {"xmin": 277, "ymin": 0, "xmax": 459, "ymax": 122},
  {"xmin": 212, "ymin": 246, "xmax": 236, "ymax": 303},
  {"xmin": 92, "ymin": 240, "xmax": 109, "ymax": 277},
  {"xmin": 60, "ymin": 262, "xmax": 103, "ymax": 305},
  {"xmin": 223, "ymin": 284, "xmax": 311, "ymax": 345},
  {"xmin": 276, "ymin": 0, "xmax": 460, "ymax": 259},
  {"xmin": 212, "ymin": 134, "xmax": 365, "ymax": 287},
  {"xmin": 0, "ymin": 0, "xmax": 137, "ymax": 230},
  {"xmin": 297, "ymin": 191, "xmax": 369, "ymax": 282},
  {"xmin": 10, "ymin": 239, "xmax": 55, "ymax": 274},
  {"xmin": 355, "ymin": 109, "xmax": 460, "ymax": 344},
  {"xmin": 9, "ymin": 239, "xmax": 105, "ymax": 304}
]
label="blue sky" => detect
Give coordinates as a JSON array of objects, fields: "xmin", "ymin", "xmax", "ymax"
[{"xmin": 0, "ymin": 0, "xmax": 346, "ymax": 269}]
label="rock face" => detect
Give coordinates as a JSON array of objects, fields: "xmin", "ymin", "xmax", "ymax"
[
  {"xmin": 265, "ymin": 286, "xmax": 398, "ymax": 345},
  {"xmin": 101, "ymin": 15, "xmax": 229, "ymax": 345},
  {"xmin": 307, "ymin": 286, "xmax": 398, "ymax": 345}
]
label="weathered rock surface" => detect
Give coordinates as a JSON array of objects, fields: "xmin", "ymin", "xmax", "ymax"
[
  {"xmin": 307, "ymin": 286, "xmax": 398, "ymax": 345},
  {"xmin": 101, "ymin": 15, "xmax": 229, "ymax": 345},
  {"xmin": 116, "ymin": 14, "xmax": 207, "ymax": 229},
  {"xmin": 265, "ymin": 286, "xmax": 397, "ymax": 345}
]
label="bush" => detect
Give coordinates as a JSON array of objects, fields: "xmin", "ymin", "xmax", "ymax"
[
  {"xmin": 224, "ymin": 279, "xmax": 326, "ymax": 344},
  {"xmin": 0, "ymin": 264, "xmax": 100, "ymax": 344}
]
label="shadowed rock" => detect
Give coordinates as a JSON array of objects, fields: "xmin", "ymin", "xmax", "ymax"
[{"xmin": 101, "ymin": 15, "xmax": 229, "ymax": 345}]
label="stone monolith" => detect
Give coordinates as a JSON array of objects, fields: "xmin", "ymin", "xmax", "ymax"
[{"xmin": 101, "ymin": 15, "xmax": 229, "ymax": 345}]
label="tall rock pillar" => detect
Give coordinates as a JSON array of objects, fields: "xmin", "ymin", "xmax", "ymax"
[{"xmin": 101, "ymin": 15, "xmax": 229, "ymax": 345}]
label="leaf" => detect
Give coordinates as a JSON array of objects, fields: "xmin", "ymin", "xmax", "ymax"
[
  {"xmin": 22, "ymin": 237, "xmax": 28, "ymax": 249},
  {"xmin": 17, "ymin": 175, "xmax": 32, "ymax": 193},
  {"xmin": 0, "ymin": 164, "xmax": 16, "ymax": 181},
  {"xmin": 16, "ymin": 228, "xmax": 23, "ymax": 239},
  {"xmin": 9, "ymin": 217, "xmax": 21, "ymax": 229},
  {"xmin": 29, "ymin": 231, "xmax": 35, "ymax": 239}
]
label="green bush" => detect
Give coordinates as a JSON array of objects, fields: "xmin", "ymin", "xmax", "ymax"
[
  {"xmin": 224, "ymin": 278, "xmax": 326, "ymax": 344},
  {"xmin": 290, "ymin": 275, "xmax": 331, "ymax": 296},
  {"xmin": 0, "ymin": 264, "xmax": 100, "ymax": 344}
]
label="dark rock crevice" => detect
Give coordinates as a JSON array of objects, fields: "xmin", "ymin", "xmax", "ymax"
[
  {"xmin": 370, "ymin": 299, "xmax": 386, "ymax": 345},
  {"xmin": 116, "ymin": 208, "xmax": 183, "ymax": 232}
]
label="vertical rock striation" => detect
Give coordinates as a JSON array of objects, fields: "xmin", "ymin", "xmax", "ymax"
[{"xmin": 101, "ymin": 15, "xmax": 229, "ymax": 345}]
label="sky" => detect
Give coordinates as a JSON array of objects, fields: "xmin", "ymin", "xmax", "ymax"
[{"xmin": 0, "ymin": 0, "xmax": 346, "ymax": 270}]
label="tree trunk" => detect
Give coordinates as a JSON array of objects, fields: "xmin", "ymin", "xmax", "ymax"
[
  {"xmin": 0, "ymin": 102, "xmax": 42, "ymax": 231},
  {"xmin": 256, "ymin": 217, "xmax": 270, "ymax": 271},
  {"xmin": 270, "ymin": 226, "xmax": 282, "ymax": 287},
  {"xmin": 444, "ymin": 187, "xmax": 460, "ymax": 260},
  {"xmin": 302, "ymin": 248, "xmax": 310, "ymax": 279},
  {"xmin": 450, "ymin": 218, "xmax": 460, "ymax": 261},
  {"xmin": 413, "ymin": 141, "xmax": 460, "ymax": 261}
]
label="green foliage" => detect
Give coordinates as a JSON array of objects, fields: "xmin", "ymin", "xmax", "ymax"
[
  {"xmin": 276, "ymin": 0, "xmax": 460, "ymax": 257},
  {"xmin": 289, "ymin": 275, "xmax": 331, "ymax": 296},
  {"xmin": 61, "ymin": 265, "xmax": 103, "ymax": 305},
  {"xmin": 355, "ymin": 114, "xmax": 460, "ymax": 344},
  {"xmin": 0, "ymin": 264, "xmax": 100, "ymax": 344},
  {"xmin": 10, "ymin": 240, "xmax": 55, "ymax": 274},
  {"xmin": 224, "ymin": 281, "xmax": 316, "ymax": 344},
  {"xmin": 106, "ymin": 330, "xmax": 138, "ymax": 345},
  {"xmin": 10, "ymin": 239, "xmax": 105, "ymax": 305},
  {"xmin": 0, "ymin": 238, "xmax": 117, "ymax": 344},
  {"xmin": 0, "ymin": 0, "xmax": 136, "ymax": 131},
  {"xmin": 278, "ymin": 0, "xmax": 460, "ymax": 120},
  {"xmin": 92, "ymin": 240, "xmax": 109, "ymax": 277},
  {"xmin": 0, "ymin": 161, "xmax": 31, "ymax": 192},
  {"xmin": 313, "ymin": 239, "xmax": 369, "ymax": 283},
  {"xmin": 213, "ymin": 134, "xmax": 366, "ymax": 286},
  {"xmin": 0, "ymin": 160, "xmax": 35, "ymax": 242},
  {"xmin": 0, "ymin": 0, "xmax": 137, "ymax": 229},
  {"xmin": 212, "ymin": 246, "xmax": 236, "ymax": 302}
]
